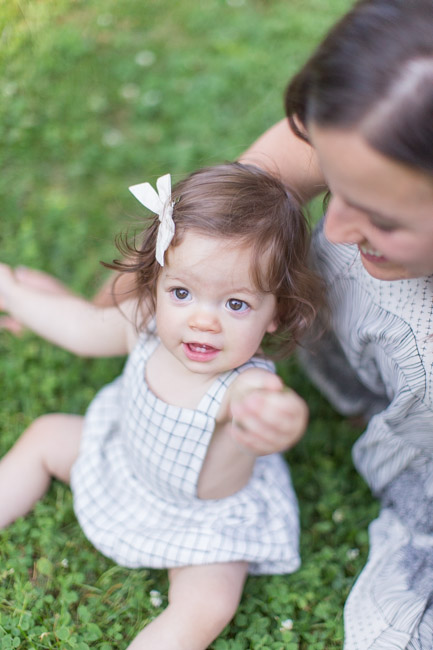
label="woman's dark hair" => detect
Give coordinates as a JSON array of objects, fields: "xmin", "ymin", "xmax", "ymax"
[
  {"xmin": 285, "ymin": 0, "xmax": 433, "ymax": 174},
  {"xmin": 104, "ymin": 162, "xmax": 324, "ymax": 358}
]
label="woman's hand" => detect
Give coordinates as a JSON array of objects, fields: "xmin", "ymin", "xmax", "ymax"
[
  {"xmin": 0, "ymin": 263, "xmax": 22, "ymax": 333},
  {"xmin": 0, "ymin": 263, "xmax": 17, "ymax": 307}
]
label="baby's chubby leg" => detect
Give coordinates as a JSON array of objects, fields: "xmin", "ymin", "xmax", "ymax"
[
  {"xmin": 128, "ymin": 561, "xmax": 248, "ymax": 650},
  {"xmin": 0, "ymin": 413, "xmax": 82, "ymax": 528}
]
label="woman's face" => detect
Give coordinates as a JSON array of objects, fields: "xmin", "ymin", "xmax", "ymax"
[{"xmin": 309, "ymin": 124, "xmax": 433, "ymax": 280}]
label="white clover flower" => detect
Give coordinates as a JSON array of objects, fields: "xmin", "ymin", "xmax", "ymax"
[
  {"xmin": 88, "ymin": 94, "xmax": 107, "ymax": 113},
  {"xmin": 135, "ymin": 50, "xmax": 156, "ymax": 67},
  {"xmin": 332, "ymin": 508, "xmax": 344, "ymax": 523},
  {"xmin": 61, "ymin": 558, "xmax": 69, "ymax": 568},
  {"xmin": 3, "ymin": 82, "xmax": 17, "ymax": 97},
  {"xmin": 120, "ymin": 83, "xmax": 140, "ymax": 100},
  {"xmin": 346, "ymin": 548, "xmax": 360, "ymax": 560},
  {"xmin": 102, "ymin": 129, "xmax": 124, "ymax": 147},
  {"xmin": 280, "ymin": 618, "xmax": 294, "ymax": 631},
  {"xmin": 150, "ymin": 589, "xmax": 163, "ymax": 607},
  {"xmin": 0, "ymin": 568, "xmax": 14, "ymax": 580}
]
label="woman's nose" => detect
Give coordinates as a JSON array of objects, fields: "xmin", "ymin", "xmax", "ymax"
[{"xmin": 324, "ymin": 195, "xmax": 365, "ymax": 245}]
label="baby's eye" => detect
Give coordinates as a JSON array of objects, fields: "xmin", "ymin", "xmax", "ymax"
[
  {"xmin": 172, "ymin": 288, "xmax": 191, "ymax": 301},
  {"xmin": 226, "ymin": 298, "xmax": 249, "ymax": 313}
]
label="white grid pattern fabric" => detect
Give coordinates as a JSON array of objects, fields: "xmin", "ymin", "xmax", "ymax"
[
  {"xmin": 70, "ymin": 330, "xmax": 300, "ymax": 575},
  {"xmin": 300, "ymin": 220, "xmax": 433, "ymax": 649}
]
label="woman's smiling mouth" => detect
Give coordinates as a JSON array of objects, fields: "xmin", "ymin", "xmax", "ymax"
[{"xmin": 359, "ymin": 244, "xmax": 388, "ymax": 263}]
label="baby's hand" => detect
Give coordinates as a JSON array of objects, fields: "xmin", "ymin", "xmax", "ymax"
[{"xmin": 229, "ymin": 369, "xmax": 308, "ymax": 456}]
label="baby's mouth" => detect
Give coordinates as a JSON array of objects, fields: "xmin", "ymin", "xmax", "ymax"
[
  {"xmin": 183, "ymin": 342, "xmax": 221, "ymax": 361},
  {"xmin": 187, "ymin": 343, "xmax": 217, "ymax": 353}
]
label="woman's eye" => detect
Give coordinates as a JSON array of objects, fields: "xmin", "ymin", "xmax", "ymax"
[
  {"xmin": 371, "ymin": 220, "xmax": 398, "ymax": 233},
  {"xmin": 226, "ymin": 298, "xmax": 249, "ymax": 312},
  {"xmin": 172, "ymin": 288, "xmax": 190, "ymax": 301}
]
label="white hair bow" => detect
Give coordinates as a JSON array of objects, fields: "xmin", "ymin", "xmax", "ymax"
[{"xmin": 129, "ymin": 174, "xmax": 175, "ymax": 266}]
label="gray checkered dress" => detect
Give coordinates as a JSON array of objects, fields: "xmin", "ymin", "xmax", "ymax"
[{"xmin": 70, "ymin": 329, "xmax": 300, "ymax": 575}]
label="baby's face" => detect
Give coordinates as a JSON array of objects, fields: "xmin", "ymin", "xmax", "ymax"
[{"xmin": 155, "ymin": 232, "xmax": 277, "ymax": 381}]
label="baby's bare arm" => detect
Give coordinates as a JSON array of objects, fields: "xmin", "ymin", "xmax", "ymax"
[
  {"xmin": 197, "ymin": 369, "xmax": 308, "ymax": 499},
  {"xmin": 197, "ymin": 420, "xmax": 256, "ymax": 499},
  {"xmin": 0, "ymin": 262, "xmax": 142, "ymax": 356}
]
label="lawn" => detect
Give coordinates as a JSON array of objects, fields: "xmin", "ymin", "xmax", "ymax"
[{"xmin": 0, "ymin": 1, "xmax": 378, "ymax": 648}]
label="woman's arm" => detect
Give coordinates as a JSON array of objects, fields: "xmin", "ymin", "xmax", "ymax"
[
  {"xmin": 0, "ymin": 263, "xmax": 142, "ymax": 357},
  {"xmin": 239, "ymin": 118, "xmax": 326, "ymax": 202}
]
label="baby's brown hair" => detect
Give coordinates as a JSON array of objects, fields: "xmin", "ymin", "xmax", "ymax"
[{"xmin": 106, "ymin": 162, "xmax": 323, "ymax": 358}]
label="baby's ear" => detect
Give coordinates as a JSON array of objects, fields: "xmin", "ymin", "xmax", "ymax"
[{"xmin": 266, "ymin": 317, "xmax": 278, "ymax": 334}]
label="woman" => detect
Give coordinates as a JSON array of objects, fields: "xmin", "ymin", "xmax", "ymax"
[{"xmin": 242, "ymin": 0, "xmax": 433, "ymax": 647}]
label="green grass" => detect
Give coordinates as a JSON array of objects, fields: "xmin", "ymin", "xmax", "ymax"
[{"xmin": 0, "ymin": 1, "xmax": 378, "ymax": 647}]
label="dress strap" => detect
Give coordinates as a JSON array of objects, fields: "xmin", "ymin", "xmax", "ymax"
[{"xmin": 196, "ymin": 356, "xmax": 275, "ymax": 420}]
